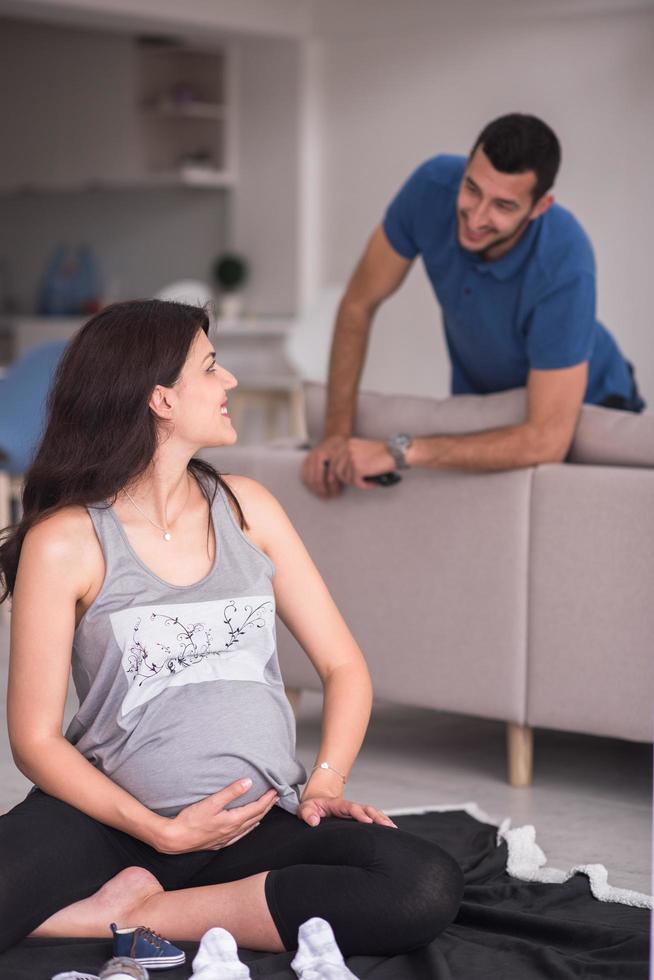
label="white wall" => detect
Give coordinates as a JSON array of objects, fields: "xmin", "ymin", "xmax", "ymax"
[
  {"xmin": 296, "ymin": 0, "xmax": 654, "ymax": 406},
  {"xmin": 232, "ymin": 35, "xmax": 301, "ymax": 316}
]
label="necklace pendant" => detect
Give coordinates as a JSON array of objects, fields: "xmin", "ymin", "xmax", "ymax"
[{"xmin": 163, "ymin": 532, "xmax": 172, "ymax": 541}]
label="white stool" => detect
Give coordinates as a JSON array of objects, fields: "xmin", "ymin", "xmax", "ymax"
[{"xmin": 228, "ymin": 381, "xmax": 307, "ymax": 445}]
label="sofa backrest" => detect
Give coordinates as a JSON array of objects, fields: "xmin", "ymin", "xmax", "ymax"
[{"xmin": 303, "ymin": 383, "xmax": 654, "ymax": 469}]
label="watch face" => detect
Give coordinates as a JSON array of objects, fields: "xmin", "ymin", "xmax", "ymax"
[
  {"xmin": 388, "ymin": 433, "xmax": 411, "ymax": 468},
  {"xmin": 392, "ymin": 434, "xmax": 411, "ymax": 451}
]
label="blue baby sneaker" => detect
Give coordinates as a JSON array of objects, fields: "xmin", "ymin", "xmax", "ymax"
[{"xmin": 110, "ymin": 923, "xmax": 185, "ymax": 971}]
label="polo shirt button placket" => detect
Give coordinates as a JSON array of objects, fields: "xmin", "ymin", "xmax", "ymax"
[
  {"xmin": 457, "ymin": 275, "xmax": 476, "ymax": 329},
  {"xmin": 461, "ymin": 273, "xmax": 475, "ymax": 304}
]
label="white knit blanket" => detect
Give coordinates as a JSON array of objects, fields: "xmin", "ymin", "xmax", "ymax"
[{"xmin": 386, "ymin": 802, "xmax": 653, "ymax": 910}]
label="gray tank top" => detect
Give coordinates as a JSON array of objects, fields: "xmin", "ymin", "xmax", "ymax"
[{"xmin": 65, "ymin": 474, "xmax": 306, "ymax": 817}]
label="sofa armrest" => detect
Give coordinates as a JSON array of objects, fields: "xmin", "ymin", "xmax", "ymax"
[{"xmin": 528, "ymin": 464, "xmax": 654, "ymax": 742}]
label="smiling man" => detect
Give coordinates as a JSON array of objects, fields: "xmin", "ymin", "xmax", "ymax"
[{"xmin": 302, "ymin": 113, "xmax": 645, "ymax": 498}]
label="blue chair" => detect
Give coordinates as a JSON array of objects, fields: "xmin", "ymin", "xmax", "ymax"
[{"xmin": 0, "ymin": 340, "xmax": 69, "ymax": 528}]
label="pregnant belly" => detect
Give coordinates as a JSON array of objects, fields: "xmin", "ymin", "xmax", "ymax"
[
  {"xmin": 109, "ymin": 748, "xmax": 283, "ymax": 816},
  {"xmin": 101, "ymin": 682, "xmax": 304, "ymax": 816}
]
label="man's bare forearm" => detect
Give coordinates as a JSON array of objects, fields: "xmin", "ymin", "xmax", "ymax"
[
  {"xmin": 324, "ymin": 301, "xmax": 373, "ymax": 439},
  {"xmin": 405, "ymin": 423, "xmax": 569, "ymax": 472}
]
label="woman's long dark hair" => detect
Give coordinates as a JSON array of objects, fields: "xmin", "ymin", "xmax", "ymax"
[{"xmin": 0, "ymin": 299, "xmax": 246, "ymax": 603}]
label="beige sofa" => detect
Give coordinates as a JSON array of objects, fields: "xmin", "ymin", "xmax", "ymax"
[{"xmin": 201, "ymin": 385, "xmax": 654, "ymax": 787}]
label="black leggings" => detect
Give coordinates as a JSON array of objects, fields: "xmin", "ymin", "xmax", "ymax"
[{"xmin": 0, "ymin": 789, "xmax": 464, "ymax": 958}]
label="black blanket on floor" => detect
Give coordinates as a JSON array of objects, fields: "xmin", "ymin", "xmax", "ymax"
[{"xmin": 1, "ymin": 809, "xmax": 649, "ymax": 980}]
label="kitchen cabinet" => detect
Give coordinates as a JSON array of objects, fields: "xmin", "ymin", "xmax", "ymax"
[
  {"xmin": 0, "ymin": 23, "xmax": 236, "ymax": 193},
  {"xmin": 138, "ymin": 42, "xmax": 237, "ymax": 187}
]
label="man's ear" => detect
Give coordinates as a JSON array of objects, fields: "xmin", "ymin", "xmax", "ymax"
[{"xmin": 530, "ymin": 192, "xmax": 554, "ymax": 222}]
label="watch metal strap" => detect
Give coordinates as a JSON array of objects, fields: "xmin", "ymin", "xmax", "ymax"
[{"xmin": 388, "ymin": 433, "xmax": 411, "ymax": 469}]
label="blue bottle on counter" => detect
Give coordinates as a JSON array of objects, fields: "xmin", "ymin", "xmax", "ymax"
[
  {"xmin": 76, "ymin": 244, "xmax": 102, "ymax": 315},
  {"xmin": 38, "ymin": 244, "xmax": 71, "ymax": 316}
]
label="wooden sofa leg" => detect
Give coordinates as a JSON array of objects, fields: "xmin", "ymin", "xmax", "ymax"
[
  {"xmin": 285, "ymin": 686, "xmax": 302, "ymax": 718},
  {"xmin": 507, "ymin": 722, "xmax": 533, "ymax": 787}
]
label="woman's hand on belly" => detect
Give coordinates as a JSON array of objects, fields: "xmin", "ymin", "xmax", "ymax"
[{"xmin": 152, "ymin": 778, "xmax": 279, "ymax": 854}]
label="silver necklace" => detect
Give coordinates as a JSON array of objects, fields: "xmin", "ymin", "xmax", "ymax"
[{"xmin": 122, "ymin": 479, "xmax": 191, "ymax": 542}]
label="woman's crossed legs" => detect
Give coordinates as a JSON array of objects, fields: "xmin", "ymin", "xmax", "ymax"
[{"xmin": 1, "ymin": 789, "xmax": 464, "ymax": 957}]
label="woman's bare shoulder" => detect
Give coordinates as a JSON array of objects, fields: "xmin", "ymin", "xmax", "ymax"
[
  {"xmin": 8, "ymin": 505, "xmax": 102, "ymax": 621},
  {"xmin": 219, "ymin": 474, "xmax": 287, "ymax": 546},
  {"xmin": 21, "ymin": 505, "xmax": 99, "ymax": 580},
  {"xmin": 24, "ymin": 503, "xmax": 92, "ymax": 545},
  {"xmin": 220, "ymin": 474, "xmax": 283, "ymax": 517},
  {"xmin": 221, "ymin": 472, "xmax": 269, "ymax": 501}
]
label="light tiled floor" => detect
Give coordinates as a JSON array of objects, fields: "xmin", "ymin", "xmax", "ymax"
[{"xmin": 1, "ymin": 618, "xmax": 651, "ymax": 896}]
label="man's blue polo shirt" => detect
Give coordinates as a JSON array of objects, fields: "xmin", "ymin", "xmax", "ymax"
[{"xmin": 383, "ymin": 155, "xmax": 637, "ymax": 406}]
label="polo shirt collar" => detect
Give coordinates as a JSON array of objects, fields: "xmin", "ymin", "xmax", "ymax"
[{"xmin": 470, "ymin": 215, "xmax": 540, "ymax": 281}]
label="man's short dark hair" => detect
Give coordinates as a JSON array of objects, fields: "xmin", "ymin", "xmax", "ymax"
[{"xmin": 471, "ymin": 114, "xmax": 561, "ymax": 202}]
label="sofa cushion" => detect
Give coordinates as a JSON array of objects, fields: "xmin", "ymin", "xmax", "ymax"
[
  {"xmin": 201, "ymin": 443, "xmax": 532, "ymax": 725},
  {"xmin": 303, "ymin": 382, "xmax": 654, "ymax": 468},
  {"xmin": 568, "ymin": 403, "xmax": 654, "ymax": 468}
]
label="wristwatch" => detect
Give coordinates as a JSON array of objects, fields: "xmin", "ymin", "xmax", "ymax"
[{"xmin": 386, "ymin": 432, "xmax": 413, "ymax": 470}]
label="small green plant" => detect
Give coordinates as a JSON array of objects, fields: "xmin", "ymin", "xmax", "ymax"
[{"xmin": 212, "ymin": 253, "xmax": 249, "ymax": 293}]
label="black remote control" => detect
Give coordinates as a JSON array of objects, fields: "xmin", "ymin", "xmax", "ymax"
[{"xmin": 363, "ymin": 471, "xmax": 402, "ymax": 487}]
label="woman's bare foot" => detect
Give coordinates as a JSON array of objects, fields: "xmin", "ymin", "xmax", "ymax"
[{"xmin": 30, "ymin": 866, "xmax": 163, "ymax": 938}]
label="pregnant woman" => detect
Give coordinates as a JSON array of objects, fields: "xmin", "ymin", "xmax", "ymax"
[{"xmin": 0, "ymin": 300, "xmax": 463, "ymax": 960}]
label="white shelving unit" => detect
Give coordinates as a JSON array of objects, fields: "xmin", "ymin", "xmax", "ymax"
[
  {"xmin": 138, "ymin": 41, "xmax": 237, "ymax": 189},
  {"xmin": 0, "ymin": 35, "xmax": 237, "ymax": 195},
  {"xmin": 144, "ymin": 102, "xmax": 226, "ymax": 121}
]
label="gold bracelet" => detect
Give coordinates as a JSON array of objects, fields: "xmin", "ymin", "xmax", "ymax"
[{"xmin": 310, "ymin": 761, "xmax": 347, "ymax": 784}]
